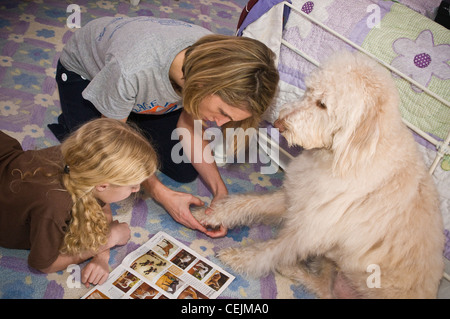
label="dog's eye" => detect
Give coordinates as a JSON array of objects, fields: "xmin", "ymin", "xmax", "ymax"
[{"xmin": 316, "ymin": 100, "xmax": 327, "ymax": 109}]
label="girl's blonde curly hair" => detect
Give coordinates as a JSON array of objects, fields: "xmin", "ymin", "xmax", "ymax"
[{"xmin": 59, "ymin": 118, "xmax": 158, "ymax": 255}]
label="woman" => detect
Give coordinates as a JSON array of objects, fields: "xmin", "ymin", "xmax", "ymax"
[
  {"xmin": 0, "ymin": 118, "xmax": 158, "ymax": 287},
  {"xmin": 48, "ymin": 17, "xmax": 279, "ymax": 237}
]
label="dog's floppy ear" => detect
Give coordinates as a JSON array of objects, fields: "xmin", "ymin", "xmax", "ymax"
[{"xmin": 331, "ymin": 76, "xmax": 383, "ymax": 177}]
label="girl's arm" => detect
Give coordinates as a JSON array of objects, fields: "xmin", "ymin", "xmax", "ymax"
[{"xmin": 39, "ymin": 204, "xmax": 130, "ymax": 287}]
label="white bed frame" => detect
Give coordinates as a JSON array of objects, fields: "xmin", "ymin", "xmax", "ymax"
[{"xmin": 256, "ymin": 1, "xmax": 450, "ymax": 282}]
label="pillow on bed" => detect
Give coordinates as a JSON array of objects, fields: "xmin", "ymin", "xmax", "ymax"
[
  {"xmin": 396, "ymin": 0, "xmax": 442, "ymax": 19},
  {"xmin": 277, "ymin": 0, "xmax": 449, "ymax": 141}
]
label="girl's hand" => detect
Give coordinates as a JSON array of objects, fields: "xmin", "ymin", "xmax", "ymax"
[
  {"xmin": 109, "ymin": 220, "xmax": 131, "ymax": 247},
  {"xmin": 81, "ymin": 251, "xmax": 110, "ymax": 288}
]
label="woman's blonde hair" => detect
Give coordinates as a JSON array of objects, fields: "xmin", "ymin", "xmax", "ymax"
[
  {"xmin": 182, "ymin": 34, "xmax": 279, "ymax": 132},
  {"xmin": 60, "ymin": 118, "xmax": 158, "ymax": 255}
]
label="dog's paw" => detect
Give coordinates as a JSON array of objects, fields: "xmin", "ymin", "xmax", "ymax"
[
  {"xmin": 219, "ymin": 244, "xmax": 275, "ymax": 278},
  {"xmin": 191, "ymin": 207, "xmax": 222, "ymax": 228},
  {"xmin": 218, "ymin": 247, "xmax": 266, "ymax": 277},
  {"xmin": 218, "ymin": 247, "xmax": 248, "ymax": 274},
  {"xmin": 191, "ymin": 206, "xmax": 207, "ymax": 221}
]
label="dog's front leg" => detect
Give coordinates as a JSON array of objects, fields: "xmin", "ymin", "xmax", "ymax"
[{"xmin": 192, "ymin": 189, "xmax": 286, "ymax": 229}]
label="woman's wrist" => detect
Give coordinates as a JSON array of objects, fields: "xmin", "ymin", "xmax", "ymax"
[
  {"xmin": 211, "ymin": 180, "xmax": 228, "ymax": 198},
  {"xmin": 143, "ymin": 175, "xmax": 169, "ymax": 204}
]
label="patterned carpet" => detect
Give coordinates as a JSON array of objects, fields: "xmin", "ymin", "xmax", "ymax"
[{"xmin": 0, "ymin": 0, "xmax": 314, "ymax": 299}]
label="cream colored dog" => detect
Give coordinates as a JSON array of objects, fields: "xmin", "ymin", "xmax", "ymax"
[{"xmin": 193, "ymin": 52, "xmax": 445, "ymax": 298}]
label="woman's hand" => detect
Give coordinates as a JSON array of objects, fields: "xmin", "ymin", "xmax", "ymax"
[
  {"xmin": 144, "ymin": 175, "xmax": 227, "ymax": 238},
  {"xmin": 163, "ymin": 190, "xmax": 207, "ymax": 230},
  {"xmin": 159, "ymin": 187, "xmax": 228, "ymax": 238}
]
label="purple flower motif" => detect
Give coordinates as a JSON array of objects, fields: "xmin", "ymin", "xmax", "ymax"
[
  {"xmin": 391, "ymin": 30, "xmax": 450, "ymax": 90},
  {"xmin": 217, "ymin": 11, "xmax": 232, "ymax": 19},
  {"xmin": 136, "ymin": 9, "xmax": 154, "ymax": 16},
  {"xmin": 285, "ymin": 0, "xmax": 333, "ymax": 39}
]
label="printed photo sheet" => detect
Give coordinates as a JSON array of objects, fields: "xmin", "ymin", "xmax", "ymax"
[{"xmin": 82, "ymin": 231, "xmax": 234, "ymax": 299}]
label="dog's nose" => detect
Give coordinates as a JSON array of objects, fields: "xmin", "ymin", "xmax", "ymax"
[{"xmin": 274, "ymin": 119, "xmax": 286, "ymax": 132}]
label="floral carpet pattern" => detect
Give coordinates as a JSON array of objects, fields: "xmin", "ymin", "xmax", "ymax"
[{"xmin": 0, "ymin": 0, "xmax": 314, "ymax": 299}]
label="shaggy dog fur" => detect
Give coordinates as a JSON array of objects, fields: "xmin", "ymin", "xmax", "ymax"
[{"xmin": 193, "ymin": 52, "xmax": 445, "ymax": 298}]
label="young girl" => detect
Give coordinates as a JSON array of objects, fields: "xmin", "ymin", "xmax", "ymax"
[
  {"xmin": 0, "ymin": 118, "xmax": 158, "ymax": 287},
  {"xmin": 47, "ymin": 17, "xmax": 279, "ymax": 237}
]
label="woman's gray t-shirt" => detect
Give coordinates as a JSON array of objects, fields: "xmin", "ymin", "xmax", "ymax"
[{"xmin": 60, "ymin": 17, "xmax": 212, "ymax": 119}]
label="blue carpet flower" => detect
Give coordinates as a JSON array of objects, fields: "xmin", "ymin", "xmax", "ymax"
[
  {"xmin": 2, "ymin": 280, "xmax": 35, "ymax": 299},
  {"xmin": 13, "ymin": 73, "xmax": 39, "ymax": 88},
  {"xmin": 0, "ymin": 18, "xmax": 11, "ymax": 28},
  {"xmin": 36, "ymin": 28, "xmax": 55, "ymax": 39},
  {"xmin": 28, "ymin": 48, "xmax": 50, "ymax": 62},
  {"xmin": 44, "ymin": 8, "xmax": 66, "ymax": 19}
]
